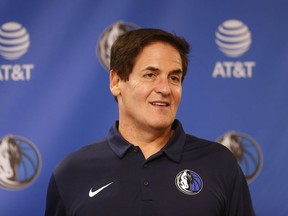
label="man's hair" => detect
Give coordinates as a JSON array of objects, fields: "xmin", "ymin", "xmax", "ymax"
[{"xmin": 110, "ymin": 28, "xmax": 190, "ymax": 81}]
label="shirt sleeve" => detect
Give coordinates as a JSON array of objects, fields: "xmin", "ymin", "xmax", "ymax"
[
  {"xmin": 45, "ymin": 174, "xmax": 67, "ymax": 216},
  {"xmin": 226, "ymin": 163, "xmax": 256, "ymax": 216}
]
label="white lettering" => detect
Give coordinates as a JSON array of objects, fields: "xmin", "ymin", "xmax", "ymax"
[
  {"xmin": 212, "ymin": 62, "xmax": 226, "ymax": 78},
  {"xmin": 22, "ymin": 64, "xmax": 34, "ymax": 80},
  {"xmin": 212, "ymin": 61, "xmax": 256, "ymax": 78},
  {"xmin": 244, "ymin": 62, "xmax": 256, "ymax": 78},
  {"xmin": 1, "ymin": 65, "xmax": 12, "ymax": 81},
  {"xmin": 222, "ymin": 62, "xmax": 234, "ymax": 78},
  {"xmin": 0, "ymin": 64, "xmax": 34, "ymax": 81},
  {"xmin": 233, "ymin": 62, "xmax": 245, "ymax": 78}
]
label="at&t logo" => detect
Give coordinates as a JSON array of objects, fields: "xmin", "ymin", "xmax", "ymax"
[
  {"xmin": 212, "ymin": 19, "xmax": 256, "ymax": 78},
  {"xmin": 0, "ymin": 22, "xmax": 34, "ymax": 81}
]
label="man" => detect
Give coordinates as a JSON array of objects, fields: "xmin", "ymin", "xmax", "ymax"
[{"xmin": 45, "ymin": 28, "xmax": 255, "ymax": 215}]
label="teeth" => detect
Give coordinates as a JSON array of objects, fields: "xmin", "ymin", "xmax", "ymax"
[{"xmin": 152, "ymin": 102, "xmax": 168, "ymax": 106}]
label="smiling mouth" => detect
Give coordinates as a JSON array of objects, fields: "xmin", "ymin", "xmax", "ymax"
[{"xmin": 150, "ymin": 102, "xmax": 170, "ymax": 106}]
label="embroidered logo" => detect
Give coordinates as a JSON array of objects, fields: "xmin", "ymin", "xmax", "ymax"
[
  {"xmin": 89, "ymin": 182, "xmax": 113, "ymax": 197},
  {"xmin": 175, "ymin": 169, "xmax": 203, "ymax": 195}
]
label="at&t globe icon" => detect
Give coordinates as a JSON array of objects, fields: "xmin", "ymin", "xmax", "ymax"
[
  {"xmin": 0, "ymin": 22, "xmax": 30, "ymax": 60},
  {"xmin": 215, "ymin": 19, "xmax": 252, "ymax": 58}
]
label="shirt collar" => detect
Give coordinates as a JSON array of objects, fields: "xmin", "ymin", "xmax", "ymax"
[
  {"xmin": 107, "ymin": 121, "xmax": 132, "ymax": 158},
  {"xmin": 107, "ymin": 120, "xmax": 186, "ymax": 162},
  {"xmin": 162, "ymin": 119, "xmax": 186, "ymax": 162}
]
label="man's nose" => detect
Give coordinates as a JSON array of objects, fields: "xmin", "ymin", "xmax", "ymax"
[{"xmin": 154, "ymin": 77, "xmax": 171, "ymax": 95}]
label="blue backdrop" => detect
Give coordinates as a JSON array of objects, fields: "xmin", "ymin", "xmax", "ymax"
[{"xmin": 0, "ymin": 0, "xmax": 287, "ymax": 215}]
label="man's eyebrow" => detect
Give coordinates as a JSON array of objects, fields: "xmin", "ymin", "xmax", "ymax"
[
  {"xmin": 143, "ymin": 66, "xmax": 159, "ymax": 71},
  {"xmin": 171, "ymin": 69, "xmax": 183, "ymax": 74},
  {"xmin": 143, "ymin": 66, "xmax": 183, "ymax": 74}
]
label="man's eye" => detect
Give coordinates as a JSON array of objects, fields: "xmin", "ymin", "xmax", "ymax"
[
  {"xmin": 170, "ymin": 75, "xmax": 180, "ymax": 83},
  {"xmin": 144, "ymin": 73, "xmax": 155, "ymax": 78}
]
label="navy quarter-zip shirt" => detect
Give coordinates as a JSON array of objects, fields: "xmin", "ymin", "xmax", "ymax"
[{"xmin": 45, "ymin": 120, "xmax": 255, "ymax": 216}]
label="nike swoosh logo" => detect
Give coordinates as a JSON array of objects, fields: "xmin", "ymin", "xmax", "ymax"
[{"xmin": 89, "ymin": 182, "xmax": 113, "ymax": 197}]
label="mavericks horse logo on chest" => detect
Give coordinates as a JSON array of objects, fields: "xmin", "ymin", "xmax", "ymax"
[{"xmin": 175, "ymin": 169, "xmax": 203, "ymax": 195}]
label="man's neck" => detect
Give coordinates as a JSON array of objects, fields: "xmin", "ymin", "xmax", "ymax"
[{"xmin": 118, "ymin": 122, "xmax": 173, "ymax": 159}]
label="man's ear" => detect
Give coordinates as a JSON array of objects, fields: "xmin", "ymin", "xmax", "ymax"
[{"xmin": 110, "ymin": 70, "xmax": 121, "ymax": 96}]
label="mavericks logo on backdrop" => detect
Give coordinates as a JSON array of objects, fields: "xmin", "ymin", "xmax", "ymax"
[
  {"xmin": 0, "ymin": 22, "xmax": 34, "ymax": 81},
  {"xmin": 96, "ymin": 21, "xmax": 139, "ymax": 71},
  {"xmin": 216, "ymin": 131, "xmax": 263, "ymax": 183},
  {"xmin": 212, "ymin": 19, "xmax": 256, "ymax": 78},
  {"xmin": 0, "ymin": 135, "xmax": 41, "ymax": 190}
]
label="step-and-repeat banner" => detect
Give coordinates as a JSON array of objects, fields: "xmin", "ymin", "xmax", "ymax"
[{"xmin": 0, "ymin": 0, "xmax": 287, "ymax": 215}]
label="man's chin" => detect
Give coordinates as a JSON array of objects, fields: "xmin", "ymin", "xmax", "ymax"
[{"xmin": 148, "ymin": 119, "xmax": 174, "ymax": 130}]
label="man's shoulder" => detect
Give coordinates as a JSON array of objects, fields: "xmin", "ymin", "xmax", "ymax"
[
  {"xmin": 184, "ymin": 134, "xmax": 236, "ymax": 162},
  {"xmin": 69, "ymin": 137, "xmax": 110, "ymax": 158},
  {"xmin": 54, "ymin": 138, "xmax": 111, "ymax": 175},
  {"xmin": 184, "ymin": 134, "xmax": 221, "ymax": 149},
  {"xmin": 183, "ymin": 134, "xmax": 241, "ymax": 178}
]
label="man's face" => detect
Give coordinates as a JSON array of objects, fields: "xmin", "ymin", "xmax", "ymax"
[{"xmin": 111, "ymin": 42, "xmax": 183, "ymax": 132}]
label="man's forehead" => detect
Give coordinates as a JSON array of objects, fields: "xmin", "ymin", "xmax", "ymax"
[{"xmin": 136, "ymin": 43, "xmax": 182, "ymax": 63}]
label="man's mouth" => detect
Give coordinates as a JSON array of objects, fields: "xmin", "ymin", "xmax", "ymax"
[{"xmin": 150, "ymin": 102, "xmax": 170, "ymax": 106}]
